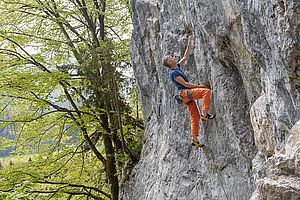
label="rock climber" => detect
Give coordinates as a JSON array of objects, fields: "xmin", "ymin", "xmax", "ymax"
[{"xmin": 162, "ymin": 36, "xmax": 215, "ymax": 149}]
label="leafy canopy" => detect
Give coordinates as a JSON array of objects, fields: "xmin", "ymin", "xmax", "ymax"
[{"xmin": 0, "ymin": 0, "xmax": 142, "ymax": 199}]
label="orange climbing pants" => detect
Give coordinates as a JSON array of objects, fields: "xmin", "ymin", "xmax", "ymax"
[{"xmin": 180, "ymin": 88, "xmax": 211, "ymax": 137}]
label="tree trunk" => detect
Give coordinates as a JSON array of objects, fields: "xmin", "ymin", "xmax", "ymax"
[
  {"xmin": 103, "ymin": 133, "xmax": 119, "ymax": 200},
  {"xmin": 99, "ymin": 108, "xmax": 119, "ymax": 200}
]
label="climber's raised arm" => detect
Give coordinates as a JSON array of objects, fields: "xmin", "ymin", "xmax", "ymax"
[{"xmin": 179, "ymin": 36, "xmax": 192, "ymax": 67}]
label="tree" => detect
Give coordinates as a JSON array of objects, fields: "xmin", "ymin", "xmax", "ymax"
[{"xmin": 0, "ymin": 0, "xmax": 142, "ymax": 199}]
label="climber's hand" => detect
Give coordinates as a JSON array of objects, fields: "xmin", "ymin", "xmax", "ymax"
[{"xmin": 197, "ymin": 83, "xmax": 210, "ymax": 89}]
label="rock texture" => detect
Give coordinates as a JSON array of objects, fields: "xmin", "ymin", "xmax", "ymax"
[{"xmin": 123, "ymin": 0, "xmax": 300, "ymax": 199}]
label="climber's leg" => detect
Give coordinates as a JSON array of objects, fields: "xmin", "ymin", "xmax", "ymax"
[
  {"xmin": 190, "ymin": 88, "xmax": 210, "ymax": 110},
  {"xmin": 187, "ymin": 100, "xmax": 200, "ymax": 139},
  {"xmin": 190, "ymin": 88, "xmax": 215, "ymax": 120}
]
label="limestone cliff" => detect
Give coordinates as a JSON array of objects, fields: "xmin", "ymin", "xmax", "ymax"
[{"xmin": 123, "ymin": 0, "xmax": 300, "ymax": 199}]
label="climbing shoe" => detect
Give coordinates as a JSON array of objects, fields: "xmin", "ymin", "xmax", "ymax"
[
  {"xmin": 201, "ymin": 113, "xmax": 215, "ymax": 121},
  {"xmin": 191, "ymin": 140, "xmax": 204, "ymax": 149}
]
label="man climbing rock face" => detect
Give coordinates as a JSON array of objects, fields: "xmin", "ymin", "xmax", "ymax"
[{"xmin": 162, "ymin": 36, "xmax": 215, "ymax": 149}]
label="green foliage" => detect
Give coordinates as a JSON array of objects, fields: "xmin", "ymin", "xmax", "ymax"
[
  {"xmin": 0, "ymin": 151, "xmax": 107, "ymax": 199},
  {"xmin": 0, "ymin": 0, "xmax": 143, "ymax": 199},
  {"xmin": 0, "ymin": 181, "xmax": 33, "ymax": 200}
]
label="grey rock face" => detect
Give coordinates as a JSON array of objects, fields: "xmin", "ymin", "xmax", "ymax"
[
  {"xmin": 123, "ymin": 0, "xmax": 300, "ymax": 199},
  {"xmin": 250, "ymin": 95, "xmax": 275, "ymax": 158}
]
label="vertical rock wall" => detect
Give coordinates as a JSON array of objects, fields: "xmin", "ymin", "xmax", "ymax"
[{"xmin": 123, "ymin": 0, "xmax": 300, "ymax": 199}]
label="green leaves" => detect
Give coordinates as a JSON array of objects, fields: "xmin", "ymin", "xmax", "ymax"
[{"xmin": 0, "ymin": 0, "xmax": 143, "ymax": 199}]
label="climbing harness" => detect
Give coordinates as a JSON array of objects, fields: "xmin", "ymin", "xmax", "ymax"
[
  {"xmin": 174, "ymin": 89, "xmax": 193, "ymax": 105},
  {"xmin": 174, "ymin": 94, "xmax": 182, "ymax": 104}
]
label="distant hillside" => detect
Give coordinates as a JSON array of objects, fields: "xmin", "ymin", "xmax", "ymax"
[{"xmin": 0, "ymin": 126, "xmax": 16, "ymax": 157}]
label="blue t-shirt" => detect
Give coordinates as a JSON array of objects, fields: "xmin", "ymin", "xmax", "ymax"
[{"xmin": 169, "ymin": 63, "xmax": 189, "ymax": 90}]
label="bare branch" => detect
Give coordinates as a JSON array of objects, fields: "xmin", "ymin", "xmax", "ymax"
[
  {"xmin": 0, "ymin": 110, "xmax": 60, "ymax": 123},
  {"xmin": 6, "ymin": 31, "xmax": 67, "ymax": 44},
  {"xmin": 0, "ymin": 36, "xmax": 52, "ymax": 73},
  {"xmin": 30, "ymin": 189, "xmax": 105, "ymax": 200},
  {"xmin": 33, "ymin": 180, "xmax": 110, "ymax": 198},
  {"xmin": 69, "ymin": 112, "xmax": 106, "ymax": 164},
  {"xmin": 44, "ymin": 140, "xmax": 85, "ymax": 178},
  {"xmin": 105, "ymin": 26, "xmax": 123, "ymax": 41},
  {"xmin": 35, "ymin": 0, "xmax": 83, "ymax": 63},
  {"xmin": 75, "ymin": 0, "xmax": 99, "ymax": 46}
]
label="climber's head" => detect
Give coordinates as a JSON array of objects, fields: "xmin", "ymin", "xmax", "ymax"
[{"xmin": 162, "ymin": 55, "xmax": 176, "ymax": 69}]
